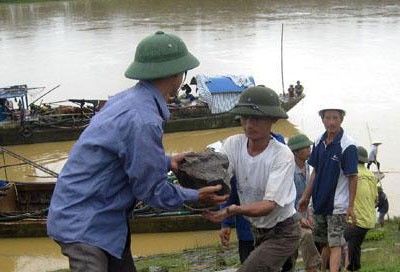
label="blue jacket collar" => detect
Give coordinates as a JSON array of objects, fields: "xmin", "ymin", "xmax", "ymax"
[{"xmin": 139, "ymin": 81, "xmax": 170, "ymax": 120}]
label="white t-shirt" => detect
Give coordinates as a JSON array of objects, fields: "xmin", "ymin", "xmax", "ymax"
[{"xmin": 222, "ymin": 134, "xmax": 296, "ymax": 228}]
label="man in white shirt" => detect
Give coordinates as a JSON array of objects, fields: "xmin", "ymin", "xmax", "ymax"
[{"xmin": 203, "ymin": 86, "xmax": 300, "ymax": 271}]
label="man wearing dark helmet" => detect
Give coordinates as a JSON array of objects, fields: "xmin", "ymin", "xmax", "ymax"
[{"xmin": 203, "ymin": 86, "xmax": 300, "ymax": 271}]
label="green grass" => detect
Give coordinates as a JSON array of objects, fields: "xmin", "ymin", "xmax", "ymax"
[
  {"xmin": 51, "ymin": 218, "xmax": 400, "ymax": 272},
  {"xmin": 355, "ymin": 220, "xmax": 400, "ymax": 272},
  {"xmin": 0, "ymin": 0, "xmax": 63, "ymax": 4}
]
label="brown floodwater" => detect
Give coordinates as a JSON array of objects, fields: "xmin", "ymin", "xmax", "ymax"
[{"xmin": 1, "ymin": 0, "xmax": 400, "ymax": 271}]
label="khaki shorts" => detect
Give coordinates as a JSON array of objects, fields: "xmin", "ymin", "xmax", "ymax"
[
  {"xmin": 313, "ymin": 214, "xmax": 346, "ymax": 247},
  {"xmin": 300, "ymin": 228, "xmax": 321, "ymax": 269}
]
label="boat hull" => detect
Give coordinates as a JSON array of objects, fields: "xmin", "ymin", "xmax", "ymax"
[
  {"xmin": 0, "ymin": 181, "xmax": 219, "ymax": 238},
  {"xmin": 0, "ymin": 94, "xmax": 304, "ymax": 146},
  {"xmin": 0, "ymin": 215, "xmax": 219, "ymax": 238}
]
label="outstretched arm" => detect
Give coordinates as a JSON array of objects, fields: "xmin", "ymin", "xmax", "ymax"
[
  {"xmin": 202, "ymin": 200, "xmax": 277, "ymax": 223},
  {"xmin": 298, "ymin": 169, "xmax": 316, "ymax": 212},
  {"xmin": 347, "ymin": 174, "xmax": 357, "ymax": 225}
]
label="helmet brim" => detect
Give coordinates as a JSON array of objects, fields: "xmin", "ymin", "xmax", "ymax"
[
  {"xmin": 230, "ymin": 104, "xmax": 288, "ymax": 119},
  {"xmin": 289, "ymin": 140, "xmax": 313, "ymax": 151},
  {"xmin": 125, "ymin": 52, "xmax": 200, "ymax": 80}
]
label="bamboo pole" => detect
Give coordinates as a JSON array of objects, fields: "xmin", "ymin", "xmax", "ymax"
[{"xmin": 281, "ymin": 24, "xmax": 285, "ymax": 95}]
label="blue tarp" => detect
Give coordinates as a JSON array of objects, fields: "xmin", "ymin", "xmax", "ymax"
[
  {"xmin": 195, "ymin": 75, "xmax": 256, "ymax": 114},
  {"xmin": 203, "ymin": 76, "xmax": 255, "ymax": 94}
]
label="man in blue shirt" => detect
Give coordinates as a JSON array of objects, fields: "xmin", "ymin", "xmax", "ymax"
[
  {"xmin": 47, "ymin": 31, "xmax": 228, "ymax": 272},
  {"xmin": 299, "ymin": 107, "xmax": 358, "ymax": 272},
  {"xmin": 282, "ymin": 134, "xmax": 321, "ymax": 272}
]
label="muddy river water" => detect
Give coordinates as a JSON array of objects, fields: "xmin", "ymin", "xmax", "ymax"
[{"xmin": 1, "ymin": 0, "xmax": 400, "ymax": 271}]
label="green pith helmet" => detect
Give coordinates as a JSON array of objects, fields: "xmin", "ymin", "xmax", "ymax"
[
  {"xmin": 230, "ymin": 86, "xmax": 288, "ymax": 119},
  {"xmin": 125, "ymin": 31, "xmax": 200, "ymax": 80},
  {"xmin": 357, "ymin": 146, "xmax": 368, "ymax": 163},
  {"xmin": 287, "ymin": 134, "xmax": 313, "ymax": 151}
]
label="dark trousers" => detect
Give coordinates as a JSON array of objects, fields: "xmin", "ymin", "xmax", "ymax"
[
  {"xmin": 281, "ymin": 252, "xmax": 297, "ymax": 272},
  {"xmin": 344, "ymin": 225, "xmax": 369, "ymax": 271},
  {"xmin": 238, "ymin": 216, "xmax": 300, "ymax": 272},
  {"xmin": 57, "ymin": 225, "xmax": 136, "ymax": 272},
  {"xmin": 238, "ymin": 240, "xmax": 255, "ymax": 264}
]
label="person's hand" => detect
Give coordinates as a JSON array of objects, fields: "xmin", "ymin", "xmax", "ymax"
[
  {"xmin": 347, "ymin": 207, "xmax": 357, "ymax": 226},
  {"xmin": 300, "ymin": 218, "xmax": 313, "ymax": 229},
  {"xmin": 219, "ymin": 227, "xmax": 231, "ymax": 246},
  {"xmin": 202, "ymin": 208, "xmax": 229, "ymax": 223},
  {"xmin": 307, "ymin": 214, "xmax": 315, "ymax": 229},
  {"xmin": 297, "ymin": 197, "xmax": 310, "ymax": 213},
  {"xmin": 170, "ymin": 153, "xmax": 192, "ymax": 173},
  {"xmin": 198, "ymin": 184, "xmax": 229, "ymax": 206}
]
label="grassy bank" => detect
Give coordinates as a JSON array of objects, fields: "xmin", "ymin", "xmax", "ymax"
[
  {"xmin": 0, "ymin": 0, "xmax": 61, "ymax": 3},
  {"xmin": 53, "ymin": 218, "xmax": 400, "ymax": 272}
]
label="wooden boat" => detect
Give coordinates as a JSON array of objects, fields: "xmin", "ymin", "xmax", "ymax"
[
  {"xmin": 0, "ymin": 179, "xmax": 219, "ymax": 238},
  {"xmin": 0, "ymin": 76, "xmax": 305, "ymax": 146}
]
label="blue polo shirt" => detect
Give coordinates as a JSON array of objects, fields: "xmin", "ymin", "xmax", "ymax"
[
  {"xmin": 47, "ymin": 81, "xmax": 198, "ymax": 258},
  {"xmin": 308, "ymin": 128, "xmax": 358, "ymax": 215}
]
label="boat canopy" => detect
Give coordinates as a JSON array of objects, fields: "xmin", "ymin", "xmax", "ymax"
[
  {"xmin": 195, "ymin": 75, "xmax": 255, "ymax": 114},
  {"xmin": 0, "ymin": 85, "xmax": 27, "ymax": 99}
]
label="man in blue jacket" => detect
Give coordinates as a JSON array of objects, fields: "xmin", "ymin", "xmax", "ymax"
[{"xmin": 47, "ymin": 31, "xmax": 227, "ymax": 272}]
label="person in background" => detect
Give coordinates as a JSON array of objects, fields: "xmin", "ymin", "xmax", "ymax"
[
  {"xmin": 344, "ymin": 146, "xmax": 378, "ymax": 271},
  {"xmin": 203, "ymin": 86, "xmax": 300, "ymax": 271},
  {"xmin": 298, "ymin": 107, "xmax": 358, "ymax": 272},
  {"xmin": 367, "ymin": 142, "xmax": 382, "ymax": 171},
  {"xmin": 47, "ymin": 31, "xmax": 228, "ymax": 272},
  {"xmin": 282, "ymin": 134, "xmax": 321, "ymax": 272},
  {"xmin": 181, "ymin": 83, "xmax": 196, "ymax": 101},
  {"xmin": 376, "ymin": 186, "xmax": 389, "ymax": 227},
  {"xmin": 295, "ymin": 81, "xmax": 304, "ymax": 96},
  {"xmin": 288, "ymin": 85, "xmax": 295, "ymax": 97}
]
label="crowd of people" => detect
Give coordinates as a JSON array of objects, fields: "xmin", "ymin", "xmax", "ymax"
[{"xmin": 47, "ymin": 31, "xmax": 389, "ymax": 272}]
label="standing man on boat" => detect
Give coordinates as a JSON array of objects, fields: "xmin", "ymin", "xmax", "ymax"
[
  {"xmin": 47, "ymin": 31, "xmax": 228, "ymax": 272},
  {"xmin": 367, "ymin": 142, "xmax": 382, "ymax": 170},
  {"xmin": 203, "ymin": 86, "xmax": 300, "ymax": 271},
  {"xmin": 298, "ymin": 106, "xmax": 358, "ymax": 272}
]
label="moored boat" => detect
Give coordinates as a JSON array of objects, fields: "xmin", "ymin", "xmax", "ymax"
[
  {"xmin": 0, "ymin": 76, "xmax": 305, "ymax": 146},
  {"xmin": 0, "ymin": 179, "xmax": 219, "ymax": 238}
]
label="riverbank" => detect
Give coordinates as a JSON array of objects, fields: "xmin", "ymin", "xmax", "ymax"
[
  {"xmin": 52, "ymin": 219, "xmax": 400, "ymax": 272},
  {"xmin": 0, "ymin": 0, "xmax": 58, "ymax": 3}
]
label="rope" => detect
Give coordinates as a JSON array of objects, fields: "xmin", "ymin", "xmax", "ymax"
[
  {"xmin": 0, "ymin": 147, "xmax": 58, "ymax": 178},
  {"xmin": 0, "ymin": 208, "xmax": 48, "ymax": 222},
  {"xmin": 183, "ymin": 203, "xmax": 215, "ymax": 212}
]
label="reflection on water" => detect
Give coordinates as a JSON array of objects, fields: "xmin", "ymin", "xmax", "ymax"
[
  {"xmin": 0, "ymin": 230, "xmax": 227, "ymax": 272},
  {"xmin": 164, "ymin": 119, "xmax": 299, "ymax": 154},
  {"xmin": 0, "ymin": 120, "xmax": 299, "ymax": 182}
]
